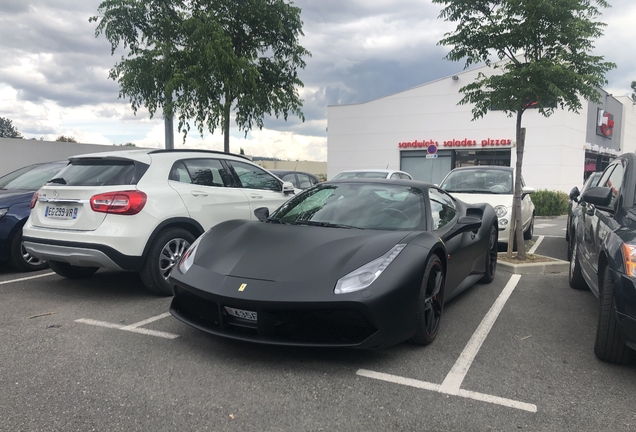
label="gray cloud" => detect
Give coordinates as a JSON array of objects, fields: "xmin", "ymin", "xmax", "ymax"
[{"xmin": 0, "ymin": 0, "xmax": 634, "ymax": 150}]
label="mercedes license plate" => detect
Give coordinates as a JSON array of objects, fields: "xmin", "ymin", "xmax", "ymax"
[
  {"xmin": 44, "ymin": 206, "xmax": 79, "ymax": 220},
  {"xmin": 224, "ymin": 307, "xmax": 257, "ymax": 321}
]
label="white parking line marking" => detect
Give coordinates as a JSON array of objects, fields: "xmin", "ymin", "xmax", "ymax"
[
  {"xmin": 0, "ymin": 272, "xmax": 55, "ymax": 285},
  {"xmin": 357, "ymin": 369, "xmax": 536, "ymax": 413},
  {"xmin": 122, "ymin": 327, "xmax": 179, "ymax": 339},
  {"xmin": 357, "ymin": 369, "xmax": 441, "ymax": 392},
  {"xmin": 75, "ymin": 318, "xmax": 124, "ymax": 329},
  {"xmin": 75, "ymin": 314, "xmax": 179, "ymax": 339},
  {"xmin": 457, "ymin": 388, "xmax": 537, "ymax": 412},
  {"xmin": 528, "ymin": 235, "xmax": 544, "ymax": 254},
  {"xmin": 533, "ymin": 223, "xmax": 556, "ymax": 229},
  {"xmin": 121, "ymin": 312, "xmax": 172, "ymax": 330},
  {"xmin": 440, "ymin": 274, "xmax": 521, "ymax": 394},
  {"xmin": 357, "ymin": 274, "xmax": 536, "ymax": 412}
]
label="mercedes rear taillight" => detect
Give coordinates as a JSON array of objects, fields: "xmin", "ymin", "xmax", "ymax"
[
  {"xmin": 30, "ymin": 192, "xmax": 38, "ymax": 209},
  {"xmin": 90, "ymin": 190, "xmax": 147, "ymax": 215}
]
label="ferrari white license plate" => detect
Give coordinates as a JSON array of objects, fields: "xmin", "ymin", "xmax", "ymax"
[
  {"xmin": 224, "ymin": 307, "xmax": 257, "ymax": 321},
  {"xmin": 44, "ymin": 205, "xmax": 79, "ymax": 220}
]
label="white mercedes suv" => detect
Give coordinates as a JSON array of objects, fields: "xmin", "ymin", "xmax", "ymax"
[{"xmin": 23, "ymin": 149, "xmax": 296, "ymax": 295}]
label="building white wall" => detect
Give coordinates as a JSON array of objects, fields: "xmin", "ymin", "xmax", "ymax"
[
  {"xmin": 328, "ymin": 65, "xmax": 590, "ymax": 193},
  {"xmin": 617, "ymin": 96, "xmax": 636, "ymax": 154}
]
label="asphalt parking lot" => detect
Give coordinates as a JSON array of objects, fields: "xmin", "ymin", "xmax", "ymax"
[{"xmin": 2, "ymin": 216, "xmax": 636, "ymax": 431}]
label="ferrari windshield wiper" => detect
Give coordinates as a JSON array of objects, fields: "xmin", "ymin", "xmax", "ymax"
[
  {"xmin": 291, "ymin": 220, "xmax": 361, "ymax": 229},
  {"xmin": 48, "ymin": 177, "xmax": 67, "ymax": 185},
  {"xmin": 266, "ymin": 218, "xmax": 290, "ymax": 224}
]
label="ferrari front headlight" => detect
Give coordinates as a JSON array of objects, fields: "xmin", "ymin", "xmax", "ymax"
[
  {"xmin": 177, "ymin": 235, "xmax": 203, "ymax": 274},
  {"xmin": 0, "ymin": 208, "xmax": 8, "ymax": 221},
  {"xmin": 494, "ymin": 205, "xmax": 508, "ymax": 218},
  {"xmin": 334, "ymin": 244, "xmax": 406, "ymax": 294}
]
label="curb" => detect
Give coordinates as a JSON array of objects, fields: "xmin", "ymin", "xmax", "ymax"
[{"xmin": 497, "ymin": 254, "xmax": 569, "ymax": 275}]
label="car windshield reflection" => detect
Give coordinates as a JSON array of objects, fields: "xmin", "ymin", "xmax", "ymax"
[
  {"xmin": 269, "ymin": 183, "xmax": 424, "ymax": 230},
  {"xmin": 441, "ymin": 169, "xmax": 513, "ymax": 194}
]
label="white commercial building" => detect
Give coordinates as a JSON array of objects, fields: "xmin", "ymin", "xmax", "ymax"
[{"xmin": 327, "ymin": 64, "xmax": 636, "ymax": 193}]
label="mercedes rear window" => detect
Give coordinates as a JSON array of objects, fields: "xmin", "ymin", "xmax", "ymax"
[{"xmin": 48, "ymin": 158, "xmax": 149, "ymax": 186}]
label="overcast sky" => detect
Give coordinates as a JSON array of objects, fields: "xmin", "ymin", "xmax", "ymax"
[{"xmin": 1, "ymin": 0, "xmax": 634, "ymax": 162}]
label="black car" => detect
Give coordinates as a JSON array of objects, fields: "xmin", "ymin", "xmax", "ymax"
[
  {"xmin": 569, "ymin": 153, "xmax": 636, "ymax": 363},
  {"xmin": 0, "ymin": 161, "xmax": 67, "ymax": 271},
  {"xmin": 566, "ymin": 171, "xmax": 602, "ymax": 260},
  {"xmin": 169, "ymin": 179, "xmax": 498, "ymax": 348},
  {"xmin": 270, "ymin": 170, "xmax": 320, "ymax": 190}
]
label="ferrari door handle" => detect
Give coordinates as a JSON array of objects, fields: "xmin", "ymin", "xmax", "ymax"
[
  {"xmin": 191, "ymin": 191, "xmax": 209, "ymax": 197},
  {"xmin": 250, "ymin": 194, "xmax": 263, "ymax": 199}
]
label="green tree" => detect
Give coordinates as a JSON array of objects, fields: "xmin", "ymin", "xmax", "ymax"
[
  {"xmin": 432, "ymin": 0, "xmax": 614, "ymax": 259},
  {"xmin": 91, "ymin": 0, "xmax": 310, "ymax": 153},
  {"xmin": 56, "ymin": 135, "xmax": 79, "ymax": 143},
  {"xmin": 0, "ymin": 117, "xmax": 23, "ymax": 138},
  {"xmin": 632, "ymin": 81, "xmax": 636, "ymax": 101}
]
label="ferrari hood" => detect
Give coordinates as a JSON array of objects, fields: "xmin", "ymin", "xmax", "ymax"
[
  {"xmin": 450, "ymin": 193, "xmax": 513, "ymax": 208},
  {"xmin": 194, "ymin": 220, "xmax": 410, "ymax": 283}
]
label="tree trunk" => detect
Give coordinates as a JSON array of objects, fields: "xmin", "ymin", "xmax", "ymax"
[
  {"xmin": 507, "ymin": 110, "xmax": 526, "ymax": 260},
  {"xmin": 164, "ymin": 91, "xmax": 174, "ymax": 150},
  {"xmin": 223, "ymin": 92, "xmax": 232, "ymax": 153}
]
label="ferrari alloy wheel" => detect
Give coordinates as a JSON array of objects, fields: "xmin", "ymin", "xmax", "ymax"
[
  {"xmin": 568, "ymin": 241, "xmax": 587, "ymax": 290},
  {"xmin": 9, "ymin": 229, "xmax": 48, "ymax": 272},
  {"xmin": 411, "ymin": 255, "xmax": 445, "ymax": 345},
  {"xmin": 141, "ymin": 227, "xmax": 195, "ymax": 296},
  {"xmin": 480, "ymin": 224, "xmax": 498, "ymax": 284},
  {"xmin": 594, "ymin": 266, "xmax": 632, "ymax": 364}
]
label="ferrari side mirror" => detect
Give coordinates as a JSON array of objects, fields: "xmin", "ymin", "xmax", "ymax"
[
  {"xmin": 442, "ymin": 216, "xmax": 482, "ymax": 241},
  {"xmin": 254, "ymin": 207, "xmax": 270, "ymax": 222}
]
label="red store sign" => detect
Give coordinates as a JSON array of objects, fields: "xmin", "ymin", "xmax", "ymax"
[{"xmin": 398, "ymin": 138, "xmax": 512, "ymax": 149}]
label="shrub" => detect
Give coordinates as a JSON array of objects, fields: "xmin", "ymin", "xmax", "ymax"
[{"xmin": 531, "ymin": 189, "xmax": 569, "ymax": 216}]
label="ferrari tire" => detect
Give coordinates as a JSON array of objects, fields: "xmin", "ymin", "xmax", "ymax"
[
  {"xmin": 567, "ymin": 228, "xmax": 575, "ymax": 262},
  {"xmin": 594, "ymin": 266, "xmax": 632, "ymax": 364},
  {"xmin": 523, "ymin": 214, "xmax": 534, "ymax": 240},
  {"xmin": 140, "ymin": 228, "xmax": 195, "ymax": 296},
  {"xmin": 411, "ymin": 255, "xmax": 445, "ymax": 346},
  {"xmin": 9, "ymin": 228, "xmax": 48, "ymax": 272},
  {"xmin": 48, "ymin": 261, "xmax": 98, "ymax": 279},
  {"xmin": 480, "ymin": 224, "xmax": 498, "ymax": 284},
  {"xmin": 568, "ymin": 241, "xmax": 587, "ymax": 290}
]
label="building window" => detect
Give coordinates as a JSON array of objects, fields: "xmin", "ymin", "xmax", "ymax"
[{"xmin": 454, "ymin": 150, "xmax": 511, "ymax": 168}]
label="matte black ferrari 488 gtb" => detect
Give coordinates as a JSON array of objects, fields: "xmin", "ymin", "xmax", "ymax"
[{"xmin": 169, "ymin": 179, "xmax": 498, "ymax": 348}]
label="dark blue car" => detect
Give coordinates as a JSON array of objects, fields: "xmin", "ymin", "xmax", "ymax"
[{"xmin": 0, "ymin": 161, "xmax": 67, "ymax": 271}]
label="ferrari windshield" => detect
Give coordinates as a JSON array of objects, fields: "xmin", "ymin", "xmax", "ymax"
[
  {"xmin": 270, "ymin": 183, "xmax": 424, "ymax": 230},
  {"xmin": 440, "ymin": 169, "xmax": 513, "ymax": 194}
]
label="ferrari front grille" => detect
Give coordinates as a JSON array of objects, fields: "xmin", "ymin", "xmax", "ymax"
[
  {"xmin": 173, "ymin": 288, "xmax": 220, "ymax": 326},
  {"xmin": 273, "ymin": 309, "xmax": 376, "ymax": 344}
]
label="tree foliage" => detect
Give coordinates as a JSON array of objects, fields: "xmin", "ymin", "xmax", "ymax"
[
  {"xmin": 91, "ymin": 0, "xmax": 310, "ymax": 153},
  {"xmin": 0, "ymin": 117, "xmax": 23, "ymax": 139},
  {"xmin": 56, "ymin": 135, "xmax": 79, "ymax": 143},
  {"xmin": 632, "ymin": 81, "xmax": 636, "ymax": 102},
  {"xmin": 432, "ymin": 0, "xmax": 614, "ymax": 259}
]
